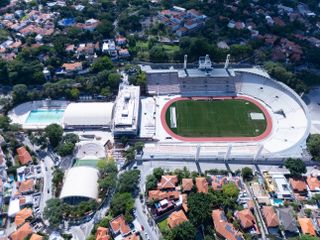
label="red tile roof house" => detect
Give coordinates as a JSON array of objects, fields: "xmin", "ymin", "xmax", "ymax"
[
  {"xmin": 18, "ymin": 179, "xmax": 35, "ymax": 195},
  {"xmin": 261, "ymin": 206, "xmax": 279, "ymax": 235},
  {"xmin": 235, "ymin": 209, "xmax": 260, "ymax": 235},
  {"xmin": 157, "ymin": 175, "xmax": 178, "ymax": 190},
  {"xmin": 196, "ymin": 177, "xmax": 208, "ymax": 193},
  {"xmin": 212, "ymin": 209, "xmax": 243, "ymax": 240},
  {"xmin": 211, "ymin": 175, "xmax": 228, "ymax": 191},
  {"xmin": 109, "ymin": 215, "xmax": 131, "ymax": 238},
  {"xmin": 167, "ymin": 210, "xmax": 188, "ymax": 229},
  {"xmin": 182, "ymin": 178, "xmax": 194, "ymax": 192},
  {"xmin": 289, "ymin": 177, "xmax": 308, "ymax": 199},
  {"xmin": 306, "ymin": 176, "xmax": 320, "ymax": 193},
  {"xmin": 16, "ymin": 146, "xmax": 32, "ymax": 165},
  {"xmin": 96, "ymin": 226, "xmax": 110, "ymax": 240}
]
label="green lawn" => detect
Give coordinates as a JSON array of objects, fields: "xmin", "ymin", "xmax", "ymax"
[
  {"xmin": 73, "ymin": 159, "xmax": 99, "ymax": 168},
  {"xmin": 165, "ymin": 99, "xmax": 267, "ymax": 138},
  {"xmin": 158, "ymin": 218, "xmax": 169, "ymax": 232}
]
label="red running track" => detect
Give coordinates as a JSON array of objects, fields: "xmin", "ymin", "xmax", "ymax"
[{"xmin": 160, "ymin": 96, "xmax": 273, "ymax": 142}]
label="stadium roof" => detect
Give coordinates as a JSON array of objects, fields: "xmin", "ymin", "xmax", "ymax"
[
  {"xmin": 63, "ymin": 102, "xmax": 113, "ymax": 127},
  {"xmin": 60, "ymin": 166, "xmax": 99, "ymax": 200}
]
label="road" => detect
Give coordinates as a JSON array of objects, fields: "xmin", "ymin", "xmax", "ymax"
[{"xmin": 39, "ymin": 155, "xmax": 54, "ymax": 213}]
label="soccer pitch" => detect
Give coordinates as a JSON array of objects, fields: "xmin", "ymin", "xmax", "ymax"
[{"xmin": 165, "ymin": 98, "xmax": 267, "ymax": 138}]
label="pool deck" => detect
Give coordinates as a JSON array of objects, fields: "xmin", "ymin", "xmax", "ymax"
[{"xmin": 8, "ymin": 100, "xmax": 69, "ymax": 129}]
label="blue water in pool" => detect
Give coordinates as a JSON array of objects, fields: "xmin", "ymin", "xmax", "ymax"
[
  {"xmin": 273, "ymin": 198, "xmax": 283, "ymax": 205},
  {"xmin": 25, "ymin": 109, "xmax": 64, "ymax": 124}
]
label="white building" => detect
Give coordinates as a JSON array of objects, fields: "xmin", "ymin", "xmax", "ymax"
[
  {"xmin": 272, "ymin": 174, "xmax": 292, "ymax": 200},
  {"xmin": 60, "ymin": 166, "xmax": 99, "ymax": 205},
  {"xmin": 63, "ymin": 102, "xmax": 114, "ymax": 129},
  {"xmin": 113, "ymin": 84, "xmax": 140, "ymax": 136}
]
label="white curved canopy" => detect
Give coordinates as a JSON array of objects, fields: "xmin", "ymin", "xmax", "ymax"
[
  {"xmin": 60, "ymin": 166, "xmax": 99, "ymax": 200},
  {"xmin": 63, "ymin": 102, "xmax": 113, "ymax": 127}
]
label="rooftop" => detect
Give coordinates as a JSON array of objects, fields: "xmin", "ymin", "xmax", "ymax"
[
  {"xmin": 167, "ymin": 210, "xmax": 188, "ymax": 229},
  {"xmin": 196, "ymin": 177, "xmax": 208, "ymax": 193}
]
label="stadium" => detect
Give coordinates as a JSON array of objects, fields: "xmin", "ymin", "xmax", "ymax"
[{"xmin": 140, "ymin": 55, "xmax": 311, "ymax": 161}]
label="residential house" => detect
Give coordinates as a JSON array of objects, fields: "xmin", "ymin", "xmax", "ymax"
[
  {"xmin": 298, "ymin": 217, "xmax": 316, "ymax": 236},
  {"xmin": 306, "ymin": 176, "xmax": 320, "ymax": 193},
  {"xmin": 277, "ymin": 208, "xmax": 298, "ymax": 237},
  {"xmin": 158, "ymin": 175, "xmax": 178, "ymax": 190},
  {"xmin": 235, "ymin": 209, "xmax": 259, "ymax": 234},
  {"xmin": 148, "ymin": 190, "xmax": 179, "ymax": 202},
  {"xmin": 30, "ymin": 234, "xmax": 43, "ymax": 240},
  {"xmin": 272, "ymin": 174, "xmax": 292, "ymax": 200},
  {"xmin": 289, "ymin": 177, "xmax": 308, "ymax": 199},
  {"xmin": 61, "ymin": 62, "xmax": 83, "ymax": 74},
  {"xmin": 102, "ymin": 40, "xmax": 117, "ymax": 58},
  {"xmin": 196, "ymin": 177, "xmax": 208, "ymax": 193},
  {"xmin": 261, "ymin": 206, "xmax": 279, "ymax": 234},
  {"xmin": 18, "ymin": 179, "xmax": 35, "ymax": 195},
  {"xmin": 115, "ymin": 37, "xmax": 127, "ymax": 46},
  {"xmin": 212, "ymin": 209, "xmax": 243, "ymax": 240},
  {"xmin": 96, "ymin": 226, "xmax": 110, "ymax": 240},
  {"xmin": 211, "ymin": 175, "xmax": 228, "ymax": 191},
  {"xmin": 16, "ymin": 146, "xmax": 32, "ymax": 165},
  {"xmin": 182, "ymin": 178, "xmax": 193, "ymax": 192},
  {"xmin": 9, "ymin": 222, "xmax": 33, "ymax": 240},
  {"xmin": 118, "ymin": 49, "xmax": 130, "ymax": 59},
  {"xmin": 167, "ymin": 210, "xmax": 188, "ymax": 229},
  {"xmin": 109, "ymin": 214, "xmax": 131, "ymax": 238},
  {"xmin": 14, "ymin": 208, "xmax": 32, "ymax": 227}
]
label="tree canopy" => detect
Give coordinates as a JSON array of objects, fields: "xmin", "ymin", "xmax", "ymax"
[
  {"xmin": 241, "ymin": 167, "xmax": 254, "ymax": 181},
  {"xmin": 307, "ymin": 134, "xmax": 320, "ymax": 162},
  {"xmin": 45, "ymin": 124, "xmax": 63, "ymax": 148},
  {"xmin": 284, "ymin": 158, "xmax": 307, "ymax": 176}
]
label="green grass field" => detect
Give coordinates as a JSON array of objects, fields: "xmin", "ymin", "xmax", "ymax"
[{"xmin": 165, "ymin": 99, "xmax": 267, "ymax": 138}]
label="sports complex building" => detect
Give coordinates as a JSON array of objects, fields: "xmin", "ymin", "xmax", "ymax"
[
  {"xmin": 140, "ymin": 55, "xmax": 311, "ymax": 161},
  {"xmin": 8, "ymin": 55, "xmax": 311, "ymax": 162}
]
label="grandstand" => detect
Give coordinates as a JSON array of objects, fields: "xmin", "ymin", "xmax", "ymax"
[{"xmin": 141, "ymin": 56, "xmax": 311, "ymax": 161}]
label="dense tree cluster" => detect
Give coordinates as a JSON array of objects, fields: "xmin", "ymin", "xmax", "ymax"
[
  {"xmin": 307, "ymin": 134, "xmax": 320, "ymax": 162},
  {"xmin": 284, "ymin": 158, "xmax": 307, "ymax": 176}
]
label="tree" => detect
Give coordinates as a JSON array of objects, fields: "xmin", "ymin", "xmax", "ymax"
[
  {"xmin": 63, "ymin": 133, "xmax": 79, "ymax": 144},
  {"xmin": 107, "ymin": 72, "xmax": 121, "ymax": 90},
  {"xmin": 52, "ymin": 168, "xmax": 64, "ymax": 197},
  {"xmin": 146, "ymin": 174, "xmax": 157, "ymax": 191},
  {"xmin": 153, "ymin": 167, "xmax": 164, "ymax": 181},
  {"xmin": 241, "ymin": 167, "xmax": 253, "ymax": 181},
  {"xmin": 307, "ymin": 134, "xmax": 320, "ymax": 162},
  {"xmin": 110, "ymin": 192, "xmax": 134, "ymax": 221},
  {"xmin": 12, "ymin": 84, "xmax": 28, "ymax": 105},
  {"xmin": 91, "ymin": 56, "xmax": 114, "ymax": 73},
  {"xmin": 284, "ymin": 158, "xmax": 307, "ymax": 176},
  {"xmin": 118, "ymin": 170, "xmax": 140, "ymax": 194},
  {"xmin": 69, "ymin": 88, "xmax": 80, "ymax": 100},
  {"xmin": 222, "ymin": 183, "xmax": 240, "ymax": 198},
  {"xmin": 57, "ymin": 142, "xmax": 75, "ymax": 156},
  {"xmin": 0, "ymin": 116, "xmax": 11, "ymax": 131},
  {"xmin": 43, "ymin": 198, "xmax": 64, "ymax": 228},
  {"xmin": 188, "ymin": 192, "xmax": 214, "ymax": 227},
  {"xmin": 45, "ymin": 124, "xmax": 63, "ymax": 148},
  {"xmin": 169, "ymin": 221, "xmax": 196, "ymax": 240}
]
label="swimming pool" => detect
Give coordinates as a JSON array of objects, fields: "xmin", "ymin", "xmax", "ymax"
[
  {"xmin": 25, "ymin": 109, "xmax": 65, "ymax": 124},
  {"xmin": 273, "ymin": 198, "xmax": 284, "ymax": 205}
]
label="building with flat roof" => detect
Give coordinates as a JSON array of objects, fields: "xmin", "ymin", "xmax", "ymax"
[
  {"xmin": 272, "ymin": 174, "xmax": 292, "ymax": 200},
  {"xmin": 113, "ymin": 84, "xmax": 140, "ymax": 136},
  {"xmin": 60, "ymin": 166, "xmax": 99, "ymax": 205}
]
